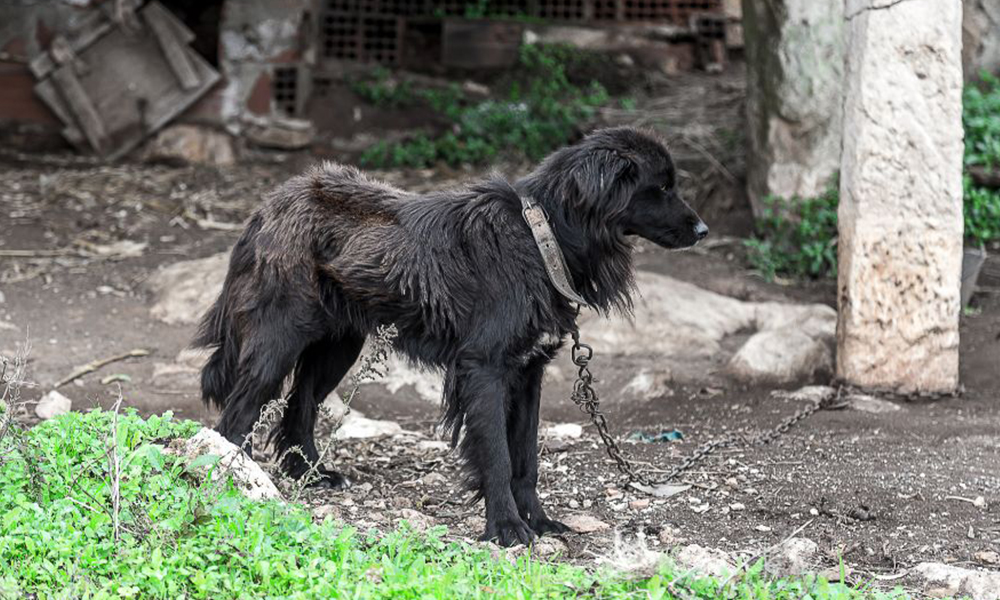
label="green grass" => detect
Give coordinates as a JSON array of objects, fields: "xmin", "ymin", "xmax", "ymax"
[{"xmin": 0, "ymin": 409, "xmax": 920, "ymax": 599}]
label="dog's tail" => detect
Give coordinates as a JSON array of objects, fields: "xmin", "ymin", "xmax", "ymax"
[{"xmin": 193, "ymin": 215, "xmax": 262, "ymax": 409}]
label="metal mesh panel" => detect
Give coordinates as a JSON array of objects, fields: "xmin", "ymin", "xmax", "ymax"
[
  {"xmin": 362, "ymin": 16, "xmax": 401, "ymax": 63},
  {"xmin": 272, "ymin": 67, "xmax": 298, "ymax": 116},
  {"xmin": 537, "ymin": 0, "xmax": 587, "ymax": 20},
  {"xmin": 321, "ymin": 12, "xmax": 361, "ymax": 60}
]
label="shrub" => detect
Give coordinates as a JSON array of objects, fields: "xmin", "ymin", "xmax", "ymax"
[
  {"xmin": 963, "ymin": 72, "xmax": 1000, "ymax": 247},
  {"xmin": 359, "ymin": 44, "xmax": 609, "ymax": 169},
  {"xmin": 745, "ymin": 179, "xmax": 840, "ymax": 281}
]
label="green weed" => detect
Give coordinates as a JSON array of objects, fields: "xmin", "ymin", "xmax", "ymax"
[
  {"xmin": 359, "ymin": 44, "xmax": 609, "ymax": 169},
  {"xmin": 0, "ymin": 409, "xmax": 921, "ymax": 599}
]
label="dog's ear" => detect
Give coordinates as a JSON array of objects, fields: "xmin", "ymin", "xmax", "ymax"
[{"xmin": 572, "ymin": 148, "xmax": 637, "ymax": 219}]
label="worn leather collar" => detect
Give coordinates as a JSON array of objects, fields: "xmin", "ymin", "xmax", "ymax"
[{"xmin": 520, "ymin": 195, "xmax": 590, "ymax": 307}]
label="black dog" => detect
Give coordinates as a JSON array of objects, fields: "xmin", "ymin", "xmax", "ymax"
[{"xmin": 195, "ymin": 127, "xmax": 707, "ymax": 546}]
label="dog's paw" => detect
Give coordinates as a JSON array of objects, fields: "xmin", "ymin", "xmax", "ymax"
[
  {"xmin": 480, "ymin": 517, "xmax": 536, "ymax": 547},
  {"xmin": 529, "ymin": 517, "xmax": 571, "ymax": 536},
  {"xmin": 307, "ymin": 468, "xmax": 352, "ymax": 491}
]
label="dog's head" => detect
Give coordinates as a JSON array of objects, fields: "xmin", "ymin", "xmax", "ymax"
[{"xmin": 563, "ymin": 127, "xmax": 708, "ymax": 249}]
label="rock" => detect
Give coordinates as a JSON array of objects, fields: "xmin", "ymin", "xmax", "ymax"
[
  {"xmin": 562, "ymin": 514, "xmax": 610, "ymax": 533},
  {"xmin": 242, "ymin": 114, "xmax": 314, "ymax": 150},
  {"xmin": 773, "ymin": 385, "xmax": 836, "ymax": 404},
  {"xmin": 912, "ymin": 562, "xmax": 1000, "ymax": 600},
  {"xmin": 334, "ymin": 413, "xmax": 406, "ymax": 440},
  {"xmin": 314, "ymin": 504, "xmax": 342, "ymax": 521},
  {"xmin": 726, "ymin": 328, "xmax": 833, "ymax": 385},
  {"xmin": 543, "ymin": 423, "xmax": 583, "ymax": 440},
  {"xmin": 578, "ymin": 271, "xmax": 835, "ymax": 386},
  {"xmin": 976, "ymin": 551, "xmax": 1000, "ymax": 566},
  {"xmin": 845, "ymin": 393, "xmax": 902, "ymax": 414},
  {"xmin": 674, "ymin": 544, "xmax": 736, "ymax": 578},
  {"xmin": 377, "ymin": 354, "xmax": 443, "ymax": 403},
  {"xmin": 393, "ymin": 508, "xmax": 436, "ymax": 532},
  {"xmin": 765, "ymin": 537, "xmax": 818, "ymax": 577},
  {"xmin": 417, "ymin": 440, "xmax": 450, "ymax": 452},
  {"xmin": 35, "ymin": 390, "xmax": 72, "ymax": 420},
  {"xmin": 532, "ymin": 537, "xmax": 568, "ymax": 558},
  {"xmin": 168, "ymin": 428, "xmax": 281, "ymax": 501},
  {"xmin": 146, "ymin": 253, "xmax": 228, "ymax": 325},
  {"xmin": 143, "ymin": 125, "xmax": 236, "ymax": 166},
  {"xmin": 838, "ymin": 0, "xmax": 964, "ymax": 394},
  {"xmin": 743, "ymin": 0, "xmax": 845, "ymax": 213},
  {"xmin": 964, "ymin": 0, "xmax": 1000, "ymax": 82},
  {"xmin": 622, "ymin": 368, "xmax": 673, "ymax": 400}
]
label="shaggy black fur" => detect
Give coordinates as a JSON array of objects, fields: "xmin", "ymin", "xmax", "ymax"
[{"xmin": 194, "ymin": 127, "xmax": 708, "ymax": 546}]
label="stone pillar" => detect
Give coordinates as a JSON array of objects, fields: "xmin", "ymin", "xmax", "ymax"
[
  {"xmin": 963, "ymin": 0, "xmax": 1000, "ymax": 81},
  {"xmin": 742, "ymin": 0, "xmax": 845, "ymax": 213},
  {"xmin": 837, "ymin": 0, "xmax": 965, "ymax": 393}
]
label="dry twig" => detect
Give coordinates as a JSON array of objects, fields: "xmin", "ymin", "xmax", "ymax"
[{"xmin": 55, "ymin": 349, "xmax": 150, "ymax": 388}]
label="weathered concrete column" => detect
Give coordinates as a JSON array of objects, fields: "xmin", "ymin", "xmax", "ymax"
[
  {"xmin": 742, "ymin": 0, "xmax": 845, "ymax": 213},
  {"xmin": 837, "ymin": 0, "xmax": 965, "ymax": 393}
]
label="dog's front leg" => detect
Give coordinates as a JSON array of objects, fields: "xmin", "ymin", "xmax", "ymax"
[
  {"xmin": 509, "ymin": 360, "xmax": 570, "ymax": 536},
  {"xmin": 458, "ymin": 356, "xmax": 535, "ymax": 547}
]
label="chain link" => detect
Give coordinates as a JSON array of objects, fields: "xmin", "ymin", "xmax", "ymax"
[{"xmin": 569, "ymin": 325, "xmax": 849, "ymax": 486}]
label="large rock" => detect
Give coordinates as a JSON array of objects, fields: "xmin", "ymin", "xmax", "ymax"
[
  {"xmin": 742, "ymin": 0, "xmax": 845, "ymax": 213},
  {"xmin": 964, "ymin": 0, "xmax": 1000, "ymax": 81},
  {"xmin": 168, "ymin": 428, "xmax": 281, "ymax": 501},
  {"xmin": 837, "ymin": 0, "xmax": 964, "ymax": 393},
  {"xmin": 912, "ymin": 562, "xmax": 1000, "ymax": 600},
  {"xmin": 142, "ymin": 125, "xmax": 236, "ymax": 166},
  {"xmin": 580, "ymin": 271, "xmax": 836, "ymax": 385},
  {"xmin": 147, "ymin": 253, "xmax": 228, "ymax": 326}
]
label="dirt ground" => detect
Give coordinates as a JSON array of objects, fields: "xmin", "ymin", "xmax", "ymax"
[{"xmin": 1, "ymin": 66, "xmax": 999, "ymax": 591}]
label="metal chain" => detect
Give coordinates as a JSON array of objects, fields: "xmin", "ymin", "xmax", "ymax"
[{"xmin": 568, "ymin": 326, "xmax": 848, "ymax": 486}]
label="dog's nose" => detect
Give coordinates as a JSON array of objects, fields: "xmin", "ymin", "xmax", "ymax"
[{"xmin": 694, "ymin": 221, "xmax": 709, "ymax": 240}]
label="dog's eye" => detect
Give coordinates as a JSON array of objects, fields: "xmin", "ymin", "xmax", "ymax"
[{"xmin": 660, "ymin": 184, "xmax": 670, "ymax": 194}]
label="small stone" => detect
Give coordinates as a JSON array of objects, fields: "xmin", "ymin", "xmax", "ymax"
[
  {"xmin": 674, "ymin": 544, "xmax": 736, "ymax": 578},
  {"xmin": 809, "ymin": 508, "xmax": 820, "ymax": 516},
  {"xmin": 973, "ymin": 496, "xmax": 987, "ymax": 509},
  {"xmin": 975, "ymin": 551, "xmax": 1000, "ymax": 566},
  {"xmin": 35, "ymin": 390, "xmax": 72, "ymax": 420},
  {"xmin": 335, "ymin": 414, "xmax": 406, "ymax": 440},
  {"xmin": 568, "ymin": 499, "xmax": 580, "ymax": 509},
  {"xmin": 394, "ymin": 508, "xmax": 436, "ymax": 532},
  {"xmin": 544, "ymin": 423, "xmax": 583, "ymax": 439},
  {"xmin": 420, "ymin": 472, "xmax": 447, "ymax": 486},
  {"xmin": 913, "ymin": 562, "xmax": 1000, "ymax": 600},
  {"xmin": 755, "ymin": 525, "xmax": 772, "ymax": 532},
  {"xmin": 630, "ymin": 499, "xmax": 651, "ymax": 510},
  {"xmin": 562, "ymin": 514, "xmax": 610, "ymax": 533},
  {"xmin": 417, "ymin": 440, "xmax": 450, "ymax": 452},
  {"xmin": 818, "ymin": 566, "xmax": 852, "ymax": 583},
  {"xmin": 314, "ymin": 504, "xmax": 342, "ymax": 521},
  {"xmin": 531, "ymin": 537, "xmax": 567, "ymax": 558},
  {"xmin": 846, "ymin": 393, "xmax": 903, "ymax": 413},
  {"xmin": 730, "ymin": 502, "xmax": 746, "ymax": 511},
  {"xmin": 765, "ymin": 538, "xmax": 818, "ymax": 577}
]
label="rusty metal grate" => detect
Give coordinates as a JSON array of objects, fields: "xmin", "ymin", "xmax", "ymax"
[{"xmin": 273, "ymin": 66, "xmax": 298, "ymax": 116}]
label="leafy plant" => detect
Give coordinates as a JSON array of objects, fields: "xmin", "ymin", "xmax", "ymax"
[
  {"xmin": 360, "ymin": 44, "xmax": 609, "ymax": 169},
  {"xmin": 746, "ymin": 178, "xmax": 840, "ymax": 281},
  {"xmin": 0, "ymin": 409, "xmax": 919, "ymax": 599},
  {"xmin": 963, "ymin": 72, "xmax": 1000, "ymax": 247}
]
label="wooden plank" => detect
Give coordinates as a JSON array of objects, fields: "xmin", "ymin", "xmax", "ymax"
[
  {"xmin": 143, "ymin": 3, "xmax": 200, "ymax": 90},
  {"xmin": 50, "ymin": 64, "xmax": 108, "ymax": 153}
]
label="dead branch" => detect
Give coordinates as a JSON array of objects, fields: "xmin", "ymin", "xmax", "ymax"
[{"xmin": 55, "ymin": 349, "xmax": 150, "ymax": 389}]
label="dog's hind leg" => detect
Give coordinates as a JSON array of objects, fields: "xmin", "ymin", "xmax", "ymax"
[
  {"xmin": 215, "ymin": 320, "xmax": 315, "ymax": 455},
  {"xmin": 457, "ymin": 356, "xmax": 535, "ymax": 547},
  {"xmin": 507, "ymin": 359, "xmax": 570, "ymax": 536},
  {"xmin": 273, "ymin": 332, "xmax": 364, "ymax": 490}
]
